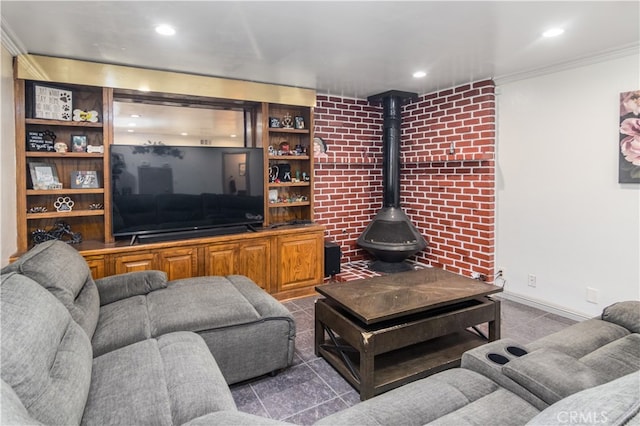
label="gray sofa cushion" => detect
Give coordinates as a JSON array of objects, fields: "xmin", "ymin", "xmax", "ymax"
[
  {"xmin": 82, "ymin": 332, "xmax": 235, "ymax": 426},
  {"xmin": 96, "ymin": 270, "xmax": 168, "ymax": 305},
  {"xmin": 527, "ymin": 318, "xmax": 630, "ymax": 359},
  {"xmin": 315, "ymin": 368, "xmax": 540, "ymax": 426},
  {"xmin": 1, "ymin": 272, "xmax": 92, "ymax": 425},
  {"xmin": 2, "ymin": 240, "xmax": 100, "ymax": 338},
  {"xmin": 580, "ymin": 333, "xmax": 640, "ymax": 380},
  {"xmin": 92, "ymin": 295, "xmax": 152, "ymax": 357},
  {"xmin": 1, "ymin": 379, "xmax": 43, "ymax": 425},
  {"xmin": 503, "ymin": 349, "xmax": 609, "ymax": 405},
  {"xmin": 186, "ymin": 410, "xmax": 296, "ymax": 425},
  {"xmin": 601, "ymin": 301, "xmax": 640, "ymax": 333},
  {"xmin": 526, "ymin": 371, "xmax": 640, "ymax": 426}
]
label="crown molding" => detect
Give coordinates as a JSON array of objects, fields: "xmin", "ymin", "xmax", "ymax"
[
  {"xmin": 494, "ymin": 43, "xmax": 640, "ymax": 86},
  {"xmin": 0, "ymin": 17, "xmax": 26, "ymax": 56}
]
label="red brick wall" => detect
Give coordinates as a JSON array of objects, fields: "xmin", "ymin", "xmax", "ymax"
[{"xmin": 314, "ymin": 80, "xmax": 496, "ymax": 279}]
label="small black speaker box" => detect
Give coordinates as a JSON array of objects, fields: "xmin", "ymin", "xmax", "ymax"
[{"xmin": 324, "ymin": 241, "xmax": 341, "ymax": 277}]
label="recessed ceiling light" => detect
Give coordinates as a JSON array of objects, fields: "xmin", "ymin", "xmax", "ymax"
[
  {"xmin": 412, "ymin": 71, "xmax": 427, "ymax": 78},
  {"xmin": 155, "ymin": 24, "xmax": 176, "ymax": 36},
  {"xmin": 127, "ymin": 129, "xmax": 134, "ymax": 133},
  {"xmin": 180, "ymin": 132, "xmax": 188, "ymax": 136},
  {"xmin": 543, "ymin": 28, "xmax": 564, "ymax": 38},
  {"xmin": 130, "ymin": 114, "xmax": 140, "ymax": 118},
  {"xmin": 128, "ymin": 123, "xmax": 136, "ymax": 127},
  {"xmin": 230, "ymin": 134, "xmax": 237, "ymax": 138}
]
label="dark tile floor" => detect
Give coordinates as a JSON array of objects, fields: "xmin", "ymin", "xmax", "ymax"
[{"xmin": 230, "ymin": 295, "xmax": 577, "ymax": 425}]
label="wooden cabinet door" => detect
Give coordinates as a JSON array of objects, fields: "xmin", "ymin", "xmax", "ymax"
[
  {"xmin": 114, "ymin": 252, "xmax": 157, "ymax": 274},
  {"xmin": 85, "ymin": 255, "xmax": 106, "ymax": 279},
  {"xmin": 276, "ymin": 232, "xmax": 323, "ymax": 292},
  {"xmin": 204, "ymin": 243, "xmax": 237, "ymax": 277},
  {"xmin": 238, "ymin": 239, "xmax": 270, "ymax": 290},
  {"xmin": 158, "ymin": 247, "xmax": 197, "ymax": 281}
]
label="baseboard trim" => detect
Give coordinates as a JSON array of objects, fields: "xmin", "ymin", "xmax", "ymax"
[{"xmin": 497, "ymin": 291, "xmax": 592, "ymax": 322}]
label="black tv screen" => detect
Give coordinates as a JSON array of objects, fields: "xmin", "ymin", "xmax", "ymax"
[{"xmin": 110, "ymin": 145, "xmax": 264, "ymax": 239}]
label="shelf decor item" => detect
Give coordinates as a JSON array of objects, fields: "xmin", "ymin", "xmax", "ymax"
[
  {"xmin": 28, "ymin": 206, "xmax": 47, "ymax": 213},
  {"xmin": 54, "ymin": 142, "xmax": 68, "ymax": 153},
  {"xmin": 294, "ymin": 116, "xmax": 305, "ymax": 129},
  {"xmin": 34, "ymin": 84, "xmax": 72, "ymax": 121},
  {"xmin": 73, "ymin": 109, "xmax": 99, "ymax": 123},
  {"xmin": 88, "ymin": 203, "xmax": 103, "ymax": 210},
  {"xmin": 86, "ymin": 145, "xmax": 104, "ymax": 154},
  {"xmin": 31, "ymin": 221, "xmax": 82, "ymax": 245},
  {"xmin": 28, "ymin": 162, "xmax": 61, "ymax": 190},
  {"xmin": 71, "ymin": 135, "xmax": 88, "ymax": 152},
  {"xmin": 269, "ymin": 117, "xmax": 281, "ymax": 128},
  {"xmin": 71, "ymin": 170, "xmax": 100, "ymax": 189},
  {"xmin": 26, "ymin": 130, "xmax": 56, "ymax": 152},
  {"xmin": 281, "ymin": 113, "xmax": 294, "ymax": 128},
  {"xmin": 53, "ymin": 196, "xmax": 75, "ymax": 212}
]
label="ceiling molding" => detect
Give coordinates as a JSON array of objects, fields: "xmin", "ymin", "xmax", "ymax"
[
  {"xmin": 494, "ymin": 43, "xmax": 640, "ymax": 87},
  {"xmin": 0, "ymin": 17, "xmax": 25, "ymax": 56}
]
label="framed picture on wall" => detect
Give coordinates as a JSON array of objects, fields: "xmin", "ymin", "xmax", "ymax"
[{"xmin": 619, "ymin": 90, "xmax": 640, "ymax": 183}]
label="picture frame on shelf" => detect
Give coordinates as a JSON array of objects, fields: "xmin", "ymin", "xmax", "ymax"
[
  {"xmin": 71, "ymin": 135, "xmax": 88, "ymax": 152},
  {"xmin": 28, "ymin": 162, "xmax": 61, "ymax": 190},
  {"xmin": 34, "ymin": 84, "xmax": 72, "ymax": 121},
  {"xmin": 294, "ymin": 116, "xmax": 305, "ymax": 129},
  {"xmin": 71, "ymin": 170, "xmax": 100, "ymax": 189}
]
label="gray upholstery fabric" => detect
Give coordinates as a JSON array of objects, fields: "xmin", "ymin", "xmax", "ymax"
[
  {"xmin": 83, "ymin": 332, "xmax": 235, "ymax": 426},
  {"xmin": 503, "ymin": 349, "xmax": 609, "ymax": 405},
  {"xmin": 147, "ymin": 276, "xmax": 262, "ymax": 335},
  {"xmin": 1, "ymin": 380, "xmax": 43, "ymax": 426},
  {"xmin": 316, "ymin": 368, "xmax": 539, "ymax": 426},
  {"xmin": 1, "ymin": 240, "xmax": 100, "ymax": 338},
  {"xmin": 580, "ymin": 333, "xmax": 640, "ymax": 380},
  {"xmin": 527, "ymin": 318, "xmax": 630, "ymax": 358},
  {"xmin": 1, "ymin": 272, "xmax": 92, "ymax": 425},
  {"xmin": 185, "ymin": 411, "xmax": 296, "ymax": 425},
  {"xmin": 95, "ymin": 270, "xmax": 168, "ymax": 305},
  {"xmin": 525, "ymin": 371, "xmax": 640, "ymax": 426},
  {"xmin": 91, "ymin": 295, "xmax": 152, "ymax": 357},
  {"xmin": 601, "ymin": 301, "xmax": 640, "ymax": 333}
]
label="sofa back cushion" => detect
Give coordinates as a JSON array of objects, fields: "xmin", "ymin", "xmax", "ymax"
[
  {"xmin": 601, "ymin": 300, "xmax": 640, "ymax": 333},
  {"xmin": 3, "ymin": 240, "xmax": 99, "ymax": 338},
  {"xmin": 1, "ymin": 272, "xmax": 92, "ymax": 425}
]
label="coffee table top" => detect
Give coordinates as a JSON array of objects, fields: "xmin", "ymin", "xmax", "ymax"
[{"xmin": 316, "ymin": 268, "xmax": 502, "ymax": 324}]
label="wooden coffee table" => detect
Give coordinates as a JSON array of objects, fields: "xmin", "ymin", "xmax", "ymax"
[{"xmin": 314, "ymin": 267, "xmax": 502, "ymax": 400}]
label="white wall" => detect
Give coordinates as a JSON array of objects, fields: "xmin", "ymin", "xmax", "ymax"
[
  {"xmin": 1, "ymin": 45, "xmax": 17, "ymax": 266},
  {"xmin": 496, "ymin": 54, "xmax": 640, "ymax": 318}
]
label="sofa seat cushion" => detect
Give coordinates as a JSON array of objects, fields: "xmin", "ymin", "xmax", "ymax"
[
  {"xmin": 1, "ymin": 272, "xmax": 92, "ymax": 426},
  {"xmin": 2, "ymin": 240, "xmax": 99, "ymax": 337},
  {"xmin": 580, "ymin": 333, "xmax": 640, "ymax": 380},
  {"xmin": 315, "ymin": 368, "xmax": 539, "ymax": 426},
  {"xmin": 147, "ymin": 276, "xmax": 263, "ymax": 336},
  {"xmin": 527, "ymin": 318, "xmax": 630, "ymax": 359},
  {"xmin": 525, "ymin": 371, "xmax": 640, "ymax": 426},
  {"xmin": 92, "ymin": 295, "xmax": 152, "ymax": 357},
  {"xmin": 82, "ymin": 332, "xmax": 235, "ymax": 426}
]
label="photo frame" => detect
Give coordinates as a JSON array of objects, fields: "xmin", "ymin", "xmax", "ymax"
[
  {"xmin": 28, "ymin": 162, "xmax": 61, "ymax": 190},
  {"xmin": 294, "ymin": 116, "xmax": 305, "ymax": 129},
  {"xmin": 71, "ymin": 171, "xmax": 100, "ymax": 189},
  {"xmin": 71, "ymin": 135, "xmax": 88, "ymax": 152},
  {"xmin": 34, "ymin": 84, "xmax": 72, "ymax": 121},
  {"xmin": 239, "ymin": 163, "xmax": 246, "ymax": 176}
]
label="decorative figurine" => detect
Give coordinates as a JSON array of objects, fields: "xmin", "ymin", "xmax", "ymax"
[
  {"xmin": 73, "ymin": 109, "xmax": 99, "ymax": 123},
  {"xmin": 281, "ymin": 113, "xmax": 294, "ymax": 128},
  {"xmin": 54, "ymin": 196, "xmax": 74, "ymax": 212},
  {"xmin": 54, "ymin": 142, "xmax": 68, "ymax": 153},
  {"xmin": 32, "ymin": 221, "xmax": 82, "ymax": 245}
]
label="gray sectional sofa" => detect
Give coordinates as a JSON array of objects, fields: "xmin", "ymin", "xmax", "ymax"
[
  {"xmin": 1, "ymin": 240, "xmax": 295, "ymax": 425},
  {"xmin": 1, "ymin": 239, "xmax": 639, "ymax": 425}
]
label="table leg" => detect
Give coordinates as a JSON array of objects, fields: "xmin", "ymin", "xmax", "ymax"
[{"xmin": 488, "ymin": 298, "xmax": 501, "ymax": 341}]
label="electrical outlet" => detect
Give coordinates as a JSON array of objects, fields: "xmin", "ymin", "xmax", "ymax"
[
  {"xmin": 496, "ymin": 267, "xmax": 505, "ymax": 278},
  {"xmin": 587, "ymin": 287, "xmax": 599, "ymax": 304},
  {"xmin": 528, "ymin": 274, "xmax": 537, "ymax": 287}
]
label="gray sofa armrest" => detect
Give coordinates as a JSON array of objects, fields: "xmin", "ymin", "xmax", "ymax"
[
  {"xmin": 601, "ymin": 301, "xmax": 640, "ymax": 333},
  {"xmin": 95, "ymin": 270, "xmax": 168, "ymax": 305},
  {"xmin": 503, "ymin": 348, "xmax": 609, "ymax": 405}
]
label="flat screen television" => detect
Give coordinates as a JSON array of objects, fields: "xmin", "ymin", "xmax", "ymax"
[{"xmin": 110, "ymin": 144, "xmax": 264, "ymax": 243}]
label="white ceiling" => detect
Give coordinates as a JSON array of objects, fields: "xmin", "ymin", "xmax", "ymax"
[{"xmin": 2, "ymin": 1, "xmax": 639, "ymax": 99}]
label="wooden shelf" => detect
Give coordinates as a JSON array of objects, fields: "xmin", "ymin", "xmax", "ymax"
[
  {"xmin": 268, "ymin": 128, "xmax": 309, "ymax": 134},
  {"xmin": 268, "ymin": 201, "xmax": 310, "ymax": 207},
  {"xmin": 268, "ymin": 155, "xmax": 310, "ymax": 161},
  {"xmin": 268, "ymin": 182, "xmax": 310, "ymax": 188},
  {"xmin": 26, "ymin": 152, "xmax": 104, "ymax": 158},
  {"xmin": 26, "ymin": 209, "xmax": 105, "ymax": 219},
  {"xmin": 27, "ymin": 188, "xmax": 104, "ymax": 195},
  {"xmin": 25, "ymin": 118, "xmax": 103, "ymax": 128}
]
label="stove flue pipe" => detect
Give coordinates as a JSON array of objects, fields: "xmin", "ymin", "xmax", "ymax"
[{"xmin": 367, "ymin": 90, "xmax": 418, "ymax": 208}]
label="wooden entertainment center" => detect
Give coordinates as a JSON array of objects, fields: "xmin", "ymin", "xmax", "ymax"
[{"xmin": 12, "ymin": 55, "xmax": 324, "ymax": 300}]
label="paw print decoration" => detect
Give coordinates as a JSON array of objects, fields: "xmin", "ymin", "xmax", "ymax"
[
  {"xmin": 73, "ymin": 109, "xmax": 99, "ymax": 123},
  {"xmin": 54, "ymin": 197, "xmax": 74, "ymax": 212}
]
